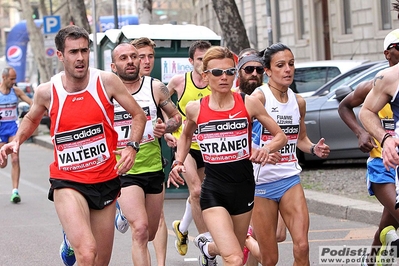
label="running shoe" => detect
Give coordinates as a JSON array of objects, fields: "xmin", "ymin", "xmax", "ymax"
[
  {"xmin": 10, "ymin": 191, "xmax": 21, "ymax": 203},
  {"xmin": 377, "ymin": 225, "xmax": 397, "ymax": 266},
  {"xmin": 194, "ymin": 234, "xmax": 218, "ymax": 266},
  {"xmin": 115, "ymin": 201, "xmax": 129, "ymax": 233},
  {"xmin": 60, "ymin": 231, "xmax": 76, "ymax": 266},
  {"xmin": 172, "ymin": 220, "xmax": 189, "ymax": 255}
]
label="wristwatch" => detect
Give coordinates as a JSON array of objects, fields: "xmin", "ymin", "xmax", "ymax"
[{"xmin": 126, "ymin": 141, "xmax": 140, "ymax": 153}]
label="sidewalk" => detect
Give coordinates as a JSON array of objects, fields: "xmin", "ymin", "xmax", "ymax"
[{"xmin": 32, "ymin": 133, "xmax": 383, "ymax": 226}]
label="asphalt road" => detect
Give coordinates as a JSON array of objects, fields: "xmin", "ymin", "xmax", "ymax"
[{"xmin": 0, "ymin": 142, "xmax": 383, "ymax": 265}]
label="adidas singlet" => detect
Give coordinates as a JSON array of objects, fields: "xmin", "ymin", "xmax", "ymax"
[{"xmin": 49, "ymin": 68, "xmax": 118, "ymax": 183}]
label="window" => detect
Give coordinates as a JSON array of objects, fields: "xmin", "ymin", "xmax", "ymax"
[
  {"xmin": 381, "ymin": 0, "xmax": 392, "ymax": 30},
  {"xmin": 343, "ymin": 0, "xmax": 352, "ymax": 34},
  {"xmin": 274, "ymin": 0, "xmax": 281, "ymax": 41},
  {"xmin": 291, "ymin": 67, "xmax": 341, "ymax": 94},
  {"xmin": 297, "ymin": 0, "xmax": 305, "ymax": 39}
]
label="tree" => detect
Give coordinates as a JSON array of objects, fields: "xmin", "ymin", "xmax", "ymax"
[
  {"xmin": 136, "ymin": 0, "xmax": 153, "ymax": 24},
  {"xmin": 211, "ymin": 0, "xmax": 250, "ymax": 54},
  {"xmin": 20, "ymin": 0, "xmax": 52, "ymax": 82},
  {"xmin": 68, "ymin": 0, "xmax": 91, "ymax": 33}
]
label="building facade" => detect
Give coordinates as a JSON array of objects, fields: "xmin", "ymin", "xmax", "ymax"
[{"xmin": 193, "ymin": 0, "xmax": 399, "ymax": 62}]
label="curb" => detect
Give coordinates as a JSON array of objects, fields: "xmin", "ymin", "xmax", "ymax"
[
  {"xmin": 32, "ymin": 135, "xmax": 54, "ymax": 150},
  {"xmin": 304, "ymin": 190, "xmax": 382, "ymax": 226}
]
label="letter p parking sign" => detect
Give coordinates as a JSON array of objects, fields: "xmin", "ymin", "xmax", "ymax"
[{"xmin": 43, "ymin": 16, "xmax": 61, "ymax": 34}]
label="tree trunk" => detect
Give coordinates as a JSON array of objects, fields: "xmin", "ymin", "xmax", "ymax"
[
  {"xmin": 20, "ymin": 0, "xmax": 52, "ymax": 82},
  {"xmin": 68, "ymin": 0, "xmax": 91, "ymax": 33},
  {"xmin": 136, "ymin": 0, "xmax": 153, "ymax": 24},
  {"xmin": 211, "ymin": 0, "xmax": 250, "ymax": 54}
]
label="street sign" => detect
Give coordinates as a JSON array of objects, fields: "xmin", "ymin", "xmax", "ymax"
[
  {"xmin": 44, "ymin": 34, "xmax": 56, "ymax": 58},
  {"xmin": 45, "ymin": 47, "xmax": 56, "ymax": 57},
  {"xmin": 43, "ymin": 16, "xmax": 61, "ymax": 34}
]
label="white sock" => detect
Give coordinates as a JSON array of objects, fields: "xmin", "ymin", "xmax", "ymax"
[
  {"xmin": 179, "ymin": 197, "xmax": 193, "ymax": 233},
  {"xmin": 12, "ymin": 188, "xmax": 18, "ymax": 194},
  {"xmin": 203, "ymin": 231, "xmax": 213, "ymax": 242},
  {"xmin": 202, "ymin": 241, "xmax": 214, "ymax": 258}
]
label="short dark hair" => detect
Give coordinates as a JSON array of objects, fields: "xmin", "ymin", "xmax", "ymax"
[
  {"xmin": 262, "ymin": 43, "xmax": 292, "ymax": 69},
  {"xmin": 55, "ymin": 25, "xmax": 90, "ymax": 53},
  {"xmin": 188, "ymin": 41, "xmax": 212, "ymax": 59}
]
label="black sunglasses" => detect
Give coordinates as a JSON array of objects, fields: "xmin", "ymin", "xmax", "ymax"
[
  {"xmin": 388, "ymin": 43, "xmax": 399, "ymax": 51},
  {"xmin": 204, "ymin": 68, "xmax": 236, "ymax": 76},
  {"xmin": 242, "ymin": 66, "xmax": 265, "ymax": 75}
]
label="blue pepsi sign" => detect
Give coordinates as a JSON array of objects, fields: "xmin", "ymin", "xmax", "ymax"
[
  {"xmin": 98, "ymin": 15, "xmax": 139, "ymax": 32},
  {"xmin": 5, "ymin": 20, "xmax": 42, "ymax": 83}
]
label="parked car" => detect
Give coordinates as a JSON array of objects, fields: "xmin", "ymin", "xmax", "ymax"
[
  {"xmin": 299, "ymin": 61, "xmax": 390, "ymax": 164},
  {"xmin": 291, "ymin": 60, "xmax": 370, "ymax": 97},
  {"xmin": 310, "ymin": 60, "xmax": 386, "ymax": 97}
]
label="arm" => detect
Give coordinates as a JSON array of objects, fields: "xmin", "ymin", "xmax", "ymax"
[
  {"xmin": 338, "ymin": 80, "xmax": 376, "ymax": 153},
  {"xmin": 167, "ymin": 100, "xmax": 199, "ymax": 188},
  {"xmin": 245, "ymin": 95, "xmax": 288, "ymax": 166},
  {"xmin": 295, "ymin": 95, "xmax": 330, "ymax": 158},
  {"xmin": 0, "ymin": 83, "xmax": 50, "ymax": 161},
  {"xmin": 251, "ymin": 88, "xmax": 283, "ymax": 164},
  {"xmin": 166, "ymin": 74, "xmax": 185, "ymax": 98},
  {"xmin": 14, "ymin": 87, "xmax": 33, "ymax": 106},
  {"xmin": 153, "ymin": 80, "xmax": 182, "ymax": 138},
  {"xmin": 360, "ymin": 67, "xmax": 399, "ymax": 169},
  {"xmin": 163, "ymin": 74, "xmax": 185, "ymax": 147},
  {"xmin": 102, "ymin": 71, "xmax": 147, "ymax": 174}
]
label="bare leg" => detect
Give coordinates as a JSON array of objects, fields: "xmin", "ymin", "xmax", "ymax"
[
  {"xmin": 152, "ymin": 184, "xmax": 167, "ymax": 266},
  {"xmin": 181, "ymin": 154, "xmax": 207, "ymax": 233}
]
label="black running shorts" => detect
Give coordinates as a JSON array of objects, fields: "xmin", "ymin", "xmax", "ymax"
[{"xmin": 48, "ymin": 177, "xmax": 120, "ymax": 210}]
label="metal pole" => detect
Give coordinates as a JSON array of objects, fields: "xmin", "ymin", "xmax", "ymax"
[
  {"xmin": 92, "ymin": 0, "xmax": 97, "ymax": 68},
  {"xmin": 113, "ymin": 0, "xmax": 119, "ymax": 29},
  {"xmin": 251, "ymin": 0, "xmax": 258, "ymax": 50},
  {"xmin": 265, "ymin": 0, "xmax": 273, "ymax": 46},
  {"xmin": 49, "ymin": 0, "xmax": 53, "ymax": 15}
]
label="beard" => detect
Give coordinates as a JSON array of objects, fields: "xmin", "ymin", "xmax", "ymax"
[
  {"xmin": 117, "ymin": 64, "xmax": 140, "ymax": 82},
  {"xmin": 119, "ymin": 71, "xmax": 139, "ymax": 81},
  {"xmin": 240, "ymin": 77, "xmax": 263, "ymax": 95}
]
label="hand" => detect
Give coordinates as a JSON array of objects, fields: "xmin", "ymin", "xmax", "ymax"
[
  {"xmin": 381, "ymin": 137, "xmax": 399, "ymax": 170},
  {"xmin": 0, "ymin": 141, "xmax": 19, "ymax": 165},
  {"xmin": 153, "ymin": 118, "xmax": 165, "ymax": 138},
  {"xmin": 313, "ymin": 138, "xmax": 330, "ymax": 158},
  {"xmin": 250, "ymin": 146, "xmax": 270, "ymax": 166},
  {"xmin": 266, "ymin": 151, "xmax": 282, "ymax": 165},
  {"xmin": 167, "ymin": 165, "xmax": 186, "ymax": 188},
  {"xmin": 113, "ymin": 147, "xmax": 136, "ymax": 175},
  {"xmin": 358, "ymin": 131, "xmax": 377, "ymax": 153},
  {"xmin": 164, "ymin": 133, "xmax": 177, "ymax": 148}
]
